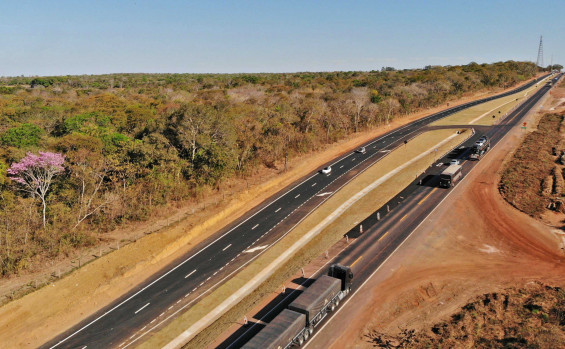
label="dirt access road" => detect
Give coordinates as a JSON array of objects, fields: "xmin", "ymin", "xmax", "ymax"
[{"xmin": 307, "ymin": 77, "xmax": 565, "ymax": 349}]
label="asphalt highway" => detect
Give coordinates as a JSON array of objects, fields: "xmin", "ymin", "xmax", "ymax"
[
  {"xmin": 219, "ymin": 73, "xmax": 561, "ymax": 349},
  {"xmin": 44, "ymin": 74, "xmax": 552, "ymax": 349}
]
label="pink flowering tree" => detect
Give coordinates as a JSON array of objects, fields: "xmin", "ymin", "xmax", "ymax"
[{"xmin": 7, "ymin": 152, "xmax": 65, "ymax": 228}]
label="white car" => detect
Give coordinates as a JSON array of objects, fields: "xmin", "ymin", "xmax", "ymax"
[
  {"xmin": 355, "ymin": 147, "xmax": 366, "ymax": 154},
  {"xmin": 321, "ymin": 166, "xmax": 332, "ymax": 174},
  {"xmin": 450, "ymin": 159, "xmax": 460, "ymax": 165}
]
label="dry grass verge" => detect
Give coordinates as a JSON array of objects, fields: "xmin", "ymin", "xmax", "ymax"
[
  {"xmin": 432, "ymin": 78, "xmax": 548, "ymax": 126},
  {"xmin": 139, "ymin": 129, "xmax": 471, "ymax": 349}
]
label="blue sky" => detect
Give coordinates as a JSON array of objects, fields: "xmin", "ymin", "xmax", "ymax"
[{"xmin": 1, "ymin": 1, "xmax": 563, "ymax": 76}]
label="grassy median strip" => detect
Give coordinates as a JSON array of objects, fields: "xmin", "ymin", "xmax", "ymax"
[
  {"xmin": 137, "ymin": 128, "xmax": 471, "ymax": 349},
  {"xmin": 432, "ymin": 78, "xmax": 549, "ymax": 126}
]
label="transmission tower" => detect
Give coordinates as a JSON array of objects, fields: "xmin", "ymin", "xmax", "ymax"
[{"xmin": 536, "ymin": 35, "xmax": 544, "ymax": 68}]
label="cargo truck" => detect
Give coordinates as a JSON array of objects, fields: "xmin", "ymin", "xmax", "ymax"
[
  {"xmin": 242, "ymin": 264, "xmax": 353, "ymax": 349},
  {"xmin": 439, "ymin": 164, "xmax": 462, "ymax": 188},
  {"xmin": 469, "ymin": 136, "xmax": 490, "ymax": 160}
]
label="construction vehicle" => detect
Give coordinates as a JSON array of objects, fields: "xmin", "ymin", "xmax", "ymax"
[{"xmin": 242, "ymin": 264, "xmax": 353, "ymax": 349}]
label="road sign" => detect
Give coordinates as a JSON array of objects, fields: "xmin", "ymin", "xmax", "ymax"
[{"xmin": 523, "ymin": 122, "xmax": 527, "ymax": 127}]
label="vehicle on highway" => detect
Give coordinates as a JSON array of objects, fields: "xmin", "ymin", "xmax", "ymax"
[
  {"xmin": 355, "ymin": 146, "xmax": 366, "ymax": 154},
  {"xmin": 321, "ymin": 166, "xmax": 332, "ymax": 174},
  {"xmin": 439, "ymin": 164, "xmax": 462, "ymax": 188},
  {"xmin": 242, "ymin": 264, "xmax": 353, "ymax": 349},
  {"xmin": 450, "ymin": 159, "xmax": 460, "ymax": 166},
  {"xmin": 470, "ymin": 136, "xmax": 490, "ymax": 160}
]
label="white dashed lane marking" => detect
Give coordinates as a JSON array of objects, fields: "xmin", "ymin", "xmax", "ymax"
[
  {"xmin": 295, "ymin": 194, "xmax": 300, "ymax": 198},
  {"xmin": 222, "ymin": 244, "xmax": 232, "ymax": 251},
  {"xmin": 184, "ymin": 269, "xmax": 196, "ymax": 279},
  {"xmin": 275, "ymin": 207, "xmax": 281, "ymax": 213},
  {"xmin": 251, "ymin": 224, "xmax": 259, "ymax": 230},
  {"xmin": 134, "ymin": 303, "xmax": 150, "ymax": 315}
]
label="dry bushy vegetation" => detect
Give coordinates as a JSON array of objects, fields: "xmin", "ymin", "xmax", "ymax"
[
  {"xmin": 367, "ymin": 283, "xmax": 565, "ymax": 348},
  {"xmin": 499, "ymin": 112, "xmax": 565, "ymax": 216},
  {"xmin": 0, "ymin": 61, "xmax": 539, "ymax": 276}
]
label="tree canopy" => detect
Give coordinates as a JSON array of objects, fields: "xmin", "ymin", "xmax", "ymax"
[{"xmin": 0, "ymin": 61, "xmax": 540, "ymax": 276}]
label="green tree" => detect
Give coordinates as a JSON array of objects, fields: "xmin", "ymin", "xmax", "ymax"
[
  {"xmin": 0, "ymin": 123, "xmax": 43, "ymax": 148},
  {"xmin": 0, "ymin": 160, "xmax": 7, "ymax": 185}
]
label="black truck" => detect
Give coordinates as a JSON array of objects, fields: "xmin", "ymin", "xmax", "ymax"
[{"xmin": 242, "ymin": 264, "xmax": 353, "ymax": 349}]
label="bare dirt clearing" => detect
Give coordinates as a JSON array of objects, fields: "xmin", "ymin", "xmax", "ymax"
[{"xmin": 307, "ymin": 76, "xmax": 565, "ymax": 349}]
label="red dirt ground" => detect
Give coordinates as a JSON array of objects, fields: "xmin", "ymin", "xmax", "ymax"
[{"xmin": 307, "ymin": 77, "xmax": 565, "ymax": 349}]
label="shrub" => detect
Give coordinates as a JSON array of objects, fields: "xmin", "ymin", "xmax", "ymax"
[{"xmin": 0, "ymin": 123, "xmax": 43, "ymax": 148}]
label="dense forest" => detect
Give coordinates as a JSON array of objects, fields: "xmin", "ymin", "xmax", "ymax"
[{"xmin": 0, "ymin": 61, "xmax": 539, "ymax": 276}]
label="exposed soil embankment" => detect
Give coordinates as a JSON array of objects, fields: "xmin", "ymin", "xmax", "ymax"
[
  {"xmin": 499, "ymin": 112, "xmax": 565, "ymax": 216},
  {"xmin": 367, "ymin": 283, "xmax": 565, "ymax": 348}
]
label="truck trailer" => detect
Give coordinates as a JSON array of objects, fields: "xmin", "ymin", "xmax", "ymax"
[
  {"xmin": 240, "ymin": 309, "xmax": 306, "ymax": 349},
  {"xmin": 242, "ymin": 264, "xmax": 353, "ymax": 349},
  {"xmin": 439, "ymin": 164, "xmax": 462, "ymax": 188}
]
